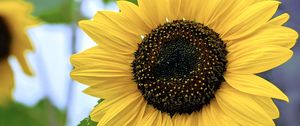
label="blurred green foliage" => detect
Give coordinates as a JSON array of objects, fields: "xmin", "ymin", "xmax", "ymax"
[
  {"xmin": 0, "ymin": 99, "xmax": 66, "ymax": 126},
  {"xmin": 25, "ymin": 0, "xmax": 138, "ymax": 23},
  {"xmin": 103, "ymin": 0, "xmax": 138, "ymax": 5},
  {"xmin": 26, "ymin": 0, "xmax": 75, "ymax": 23}
]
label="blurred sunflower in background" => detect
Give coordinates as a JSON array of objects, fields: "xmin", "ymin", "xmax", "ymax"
[
  {"xmin": 0, "ymin": 0, "xmax": 39, "ymax": 105},
  {"xmin": 71, "ymin": 0, "xmax": 298, "ymax": 125}
]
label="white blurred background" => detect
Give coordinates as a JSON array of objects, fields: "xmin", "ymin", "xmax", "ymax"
[{"xmin": 11, "ymin": 0, "xmax": 118, "ymax": 125}]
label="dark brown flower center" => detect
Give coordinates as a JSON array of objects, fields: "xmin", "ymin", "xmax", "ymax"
[
  {"xmin": 132, "ymin": 20, "xmax": 227, "ymax": 115},
  {"xmin": 0, "ymin": 16, "xmax": 12, "ymax": 61}
]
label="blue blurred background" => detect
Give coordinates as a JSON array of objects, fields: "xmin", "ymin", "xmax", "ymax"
[
  {"xmin": 262, "ymin": 0, "xmax": 300, "ymax": 126},
  {"xmin": 4, "ymin": 0, "xmax": 300, "ymax": 126}
]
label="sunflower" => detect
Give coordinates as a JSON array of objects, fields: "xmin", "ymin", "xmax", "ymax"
[
  {"xmin": 71, "ymin": 0, "xmax": 298, "ymax": 125},
  {"xmin": 0, "ymin": 0, "xmax": 38, "ymax": 105}
]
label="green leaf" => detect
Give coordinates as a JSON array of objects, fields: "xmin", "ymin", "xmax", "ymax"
[
  {"xmin": 78, "ymin": 99, "xmax": 103, "ymax": 126},
  {"xmin": 26, "ymin": 0, "xmax": 75, "ymax": 23},
  {"xmin": 97, "ymin": 99, "xmax": 103, "ymax": 104},
  {"xmin": 102, "ymin": 0, "xmax": 114, "ymax": 4},
  {"xmin": 102, "ymin": 0, "xmax": 138, "ymax": 5},
  {"xmin": 78, "ymin": 116, "xmax": 98, "ymax": 126},
  {"xmin": 0, "ymin": 99, "xmax": 66, "ymax": 126},
  {"xmin": 128, "ymin": 0, "xmax": 138, "ymax": 4}
]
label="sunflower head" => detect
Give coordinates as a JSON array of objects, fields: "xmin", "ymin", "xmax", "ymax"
[
  {"xmin": 132, "ymin": 19, "xmax": 228, "ymax": 115},
  {"xmin": 0, "ymin": 0, "xmax": 39, "ymax": 106},
  {"xmin": 72, "ymin": 0, "xmax": 298, "ymax": 125}
]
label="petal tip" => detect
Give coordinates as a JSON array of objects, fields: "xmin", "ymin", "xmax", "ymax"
[{"xmin": 78, "ymin": 20, "xmax": 92, "ymax": 29}]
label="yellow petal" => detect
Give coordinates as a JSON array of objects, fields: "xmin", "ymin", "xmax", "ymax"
[
  {"xmin": 83, "ymin": 82, "xmax": 137, "ymax": 99},
  {"xmin": 79, "ymin": 21, "xmax": 137, "ymax": 54},
  {"xmin": 252, "ymin": 96, "xmax": 279, "ymax": 119},
  {"xmin": 70, "ymin": 46, "xmax": 133, "ymax": 86},
  {"xmin": 212, "ymin": 0, "xmax": 259, "ymax": 34},
  {"xmin": 70, "ymin": 46, "xmax": 133, "ymax": 68},
  {"xmin": 132, "ymin": 101, "xmax": 147, "ymax": 125},
  {"xmin": 136, "ymin": 106, "xmax": 160, "ymax": 126},
  {"xmin": 90, "ymin": 92, "xmax": 141, "ymax": 122},
  {"xmin": 227, "ymin": 24, "xmax": 298, "ymax": 49},
  {"xmin": 15, "ymin": 53, "xmax": 34, "ymax": 76},
  {"xmin": 98, "ymin": 92, "xmax": 142, "ymax": 125},
  {"xmin": 202, "ymin": 105, "xmax": 218, "ymax": 126},
  {"xmin": 197, "ymin": 110, "xmax": 204, "ymax": 126},
  {"xmin": 154, "ymin": 111, "xmax": 163, "ymax": 126},
  {"xmin": 92, "ymin": 11, "xmax": 141, "ymax": 46},
  {"xmin": 169, "ymin": 0, "xmax": 181, "ymax": 20},
  {"xmin": 10, "ymin": 24, "xmax": 35, "ymax": 51},
  {"xmin": 180, "ymin": 112, "xmax": 198, "ymax": 126},
  {"xmin": 0, "ymin": 59, "xmax": 14, "ymax": 106},
  {"xmin": 173, "ymin": 114, "xmax": 187, "ymax": 126},
  {"xmin": 11, "ymin": 33, "xmax": 34, "ymax": 76},
  {"xmin": 204, "ymin": 99, "xmax": 239, "ymax": 126},
  {"xmin": 91, "ymin": 94, "xmax": 130, "ymax": 121},
  {"xmin": 222, "ymin": 1, "xmax": 280, "ymax": 41},
  {"xmin": 151, "ymin": 0, "xmax": 171, "ymax": 24},
  {"xmin": 117, "ymin": 0, "xmax": 152, "ymax": 34},
  {"xmin": 104, "ymin": 94, "xmax": 145, "ymax": 126},
  {"xmin": 196, "ymin": 0, "xmax": 221, "ymax": 25},
  {"xmin": 171, "ymin": 113, "xmax": 198, "ymax": 126},
  {"xmin": 189, "ymin": 112, "xmax": 198, "ymax": 126},
  {"xmin": 90, "ymin": 107, "xmax": 105, "ymax": 122},
  {"xmin": 215, "ymin": 84, "xmax": 275, "ymax": 126},
  {"xmin": 178, "ymin": 0, "xmax": 203, "ymax": 21},
  {"xmin": 137, "ymin": 0, "xmax": 161, "ymax": 28},
  {"xmin": 224, "ymin": 73, "xmax": 289, "ymax": 102},
  {"xmin": 72, "ymin": 63, "xmax": 131, "ymax": 75},
  {"xmin": 162, "ymin": 113, "xmax": 173, "ymax": 126},
  {"xmin": 205, "ymin": 0, "xmax": 236, "ymax": 27},
  {"xmin": 71, "ymin": 65, "xmax": 132, "ymax": 87},
  {"xmin": 93, "ymin": 10, "xmax": 142, "ymax": 36},
  {"xmin": 227, "ymin": 46, "xmax": 293, "ymax": 74},
  {"xmin": 268, "ymin": 13, "xmax": 290, "ymax": 25}
]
